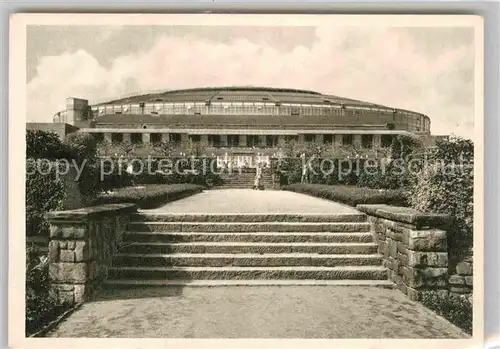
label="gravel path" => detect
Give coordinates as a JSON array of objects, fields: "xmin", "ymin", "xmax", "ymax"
[
  {"xmin": 144, "ymin": 189, "xmax": 359, "ymax": 214},
  {"xmin": 46, "ymin": 286, "xmax": 468, "ymax": 338}
]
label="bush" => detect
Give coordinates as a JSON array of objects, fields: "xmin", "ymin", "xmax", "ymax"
[
  {"xmin": 410, "ymin": 137, "xmax": 474, "ymax": 269},
  {"xmin": 96, "ymin": 183, "xmax": 204, "ymax": 209},
  {"xmin": 283, "ymin": 184, "xmax": 409, "ymax": 207},
  {"xmin": 26, "ymin": 245, "xmax": 65, "ymax": 336},
  {"xmin": 26, "ymin": 130, "xmax": 68, "ymax": 160},
  {"xmin": 274, "ymin": 157, "xmax": 359, "ymax": 186},
  {"xmin": 421, "ymin": 292, "xmax": 472, "ymax": 335},
  {"xmin": 63, "ymin": 132, "xmax": 98, "ymax": 163},
  {"xmin": 357, "ymin": 134, "xmax": 424, "ymax": 190},
  {"xmin": 26, "ymin": 160, "xmax": 66, "ymax": 236},
  {"xmin": 26, "ymin": 130, "xmax": 103, "ymax": 235}
]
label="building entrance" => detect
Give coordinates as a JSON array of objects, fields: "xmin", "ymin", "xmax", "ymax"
[{"xmin": 216, "ymin": 153, "xmax": 271, "ymax": 169}]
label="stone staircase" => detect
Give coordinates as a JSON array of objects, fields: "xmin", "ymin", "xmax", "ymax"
[
  {"xmin": 104, "ymin": 212, "xmax": 392, "ymax": 287},
  {"xmin": 217, "ymin": 168, "xmax": 274, "ymax": 189}
]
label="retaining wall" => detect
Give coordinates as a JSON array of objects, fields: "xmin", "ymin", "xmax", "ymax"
[
  {"xmin": 357, "ymin": 204, "xmax": 450, "ymax": 301},
  {"xmin": 46, "ymin": 203, "xmax": 137, "ymax": 305}
]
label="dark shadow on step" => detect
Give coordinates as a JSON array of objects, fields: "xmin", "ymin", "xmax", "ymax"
[
  {"xmin": 97, "ymin": 233, "xmax": 198, "ymax": 300},
  {"xmin": 90, "ymin": 285, "xmax": 185, "ymax": 302}
]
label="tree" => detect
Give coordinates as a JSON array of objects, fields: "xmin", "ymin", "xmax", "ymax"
[
  {"xmin": 155, "ymin": 140, "xmax": 177, "ymax": 157},
  {"xmin": 98, "ymin": 139, "xmax": 112, "ymax": 156},
  {"xmin": 120, "ymin": 141, "xmax": 135, "ymax": 157},
  {"xmin": 183, "ymin": 139, "xmax": 208, "ymax": 157}
]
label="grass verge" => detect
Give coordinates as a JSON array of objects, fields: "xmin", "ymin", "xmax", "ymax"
[
  {"xmin": 96, "ymin": 184, "xmax": 204, "ymax": 209},
  {"xmin": 283, "ymin": 184, "xmax": 409, "ymax": 207}
]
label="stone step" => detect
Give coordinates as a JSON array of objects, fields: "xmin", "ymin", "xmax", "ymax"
[
  {"xmin": 131, "ymin": 213, "xmax": 367, "ymax": 223},
  {"xmin": 123, "ymin": 231, "xmax": 374, "ymax": 243},
  {"xmin": 127, "ymin": 222, "xmax": 371, "ymax": 233},
  {"xmin": 103, "ymin": 279, "xmax": 395, "ymax": 288},
  {"xmin": 107, "ymin": 265, "xmax": 388, "ymax": 280},
  {"xmin": 117, "ymin": 242, "xmax": 378, "ymax": 254},
  {"xmin": 112, "ymin": 253, "xmax": 383, "ymax": 267}
]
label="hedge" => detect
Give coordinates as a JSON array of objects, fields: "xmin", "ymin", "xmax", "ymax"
[
  {"xmin": 409, "ymin": 137, "xmax": 474, "ymax": 270},
  {"xmin": 421, "ymin": 292, "xmax": 472, "ymax": 335},
  {"xmin": 283, "ymin": 184, "xmax": 409, "ymax": 207},
  {"xmin": 26, "ymin": 245, "xmax": 68, "ymax": 336},
  {"xmin": 95, "ymin": 183, "xmax": 205, "ymax": 209},
  {"xmin": 26, "ymin": 160, "xmax": 66, "ymax": 236}
]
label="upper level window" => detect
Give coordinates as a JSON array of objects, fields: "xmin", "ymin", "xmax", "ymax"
[
  {"xmin": 342, "ymin": 134, "xmax": 353, "ymax": 146},
  {"xmin": 381, "ymin": 135, "xmax": 393, "ymax": 148},
  {"xmin": 151, "ymin": 133, "xmax": 162, "ymax": 144},
  {"xmin": 208, "ymin": 135, "xmax": 221, "ymax": 147},
  {"xmin": 189, "ymin": 135, "xmax": 201, "ymax": 143},
  {"xmin": 169, "ymin": 133, "xmax": 182, "ymax": 144},
  {"xmin": 304, "ymin": 134, "xmax": 316, "ymax": 143},
  {"xmin": 361, "ymin": 134, "xmax": 373, "ymax": 148},
  {"xmin": 111, "ymin": 133, "xmax": 123, "ymax": 143},
  {"xmin": 93, "ymin": 133, "xmax": 104, "ymax": 142},
  {"xmin": 130, "ymin": 133, "xmax": 143, "ymax": 144}
]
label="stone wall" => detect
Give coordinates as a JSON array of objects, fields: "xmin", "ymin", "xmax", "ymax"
[
  {"xmin": 46, "ymin": 203, "xmax": 137, "ymax": 305},
  {"xmin": 357, "ymin": 204, "xmax": 450, "ymax": 301},
  {"xmin": 449, "ymin": 256, "xmax": 473, "ymax": 297}
]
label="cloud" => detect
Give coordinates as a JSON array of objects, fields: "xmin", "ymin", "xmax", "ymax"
[{"xmin": 26, "ymin": 25, "xmax": 475, "ymax": 138}]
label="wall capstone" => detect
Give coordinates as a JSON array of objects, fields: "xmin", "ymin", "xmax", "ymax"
[
  {"xmin": 46, "ymin": 203, "xmax": 137, "ymax": 306},
  {"xmin": 356, "ymin": 204, "xmax": 450, "ymax": 301}
]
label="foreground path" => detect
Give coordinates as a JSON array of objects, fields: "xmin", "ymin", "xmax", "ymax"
[
  {"xmin": 145, "ymin": 189, "xmax": 358, "ymax": 214},
  {"xmin": 47, "ymin": 286, "xmax": 467, "ymax": 338}
]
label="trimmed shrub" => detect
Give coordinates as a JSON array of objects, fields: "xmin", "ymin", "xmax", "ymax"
[
  {"xmin": 410, "ymin": 137, "xmax": 474, "ymax": 269},
  {"xmin": 283, "ymin": 184, "xmax": 409, "ymax": 207},
  {"xmin": 63, "ymin": 132, "xmax": 98, "ymax": 163},
  {"xmin": 96, "ymin": 183, "xmax": 204, "ymax": 209},
  {"xmin": 421, "ymin": 292, "xmax": 472, "ymax": 335},
  {"xmin": 26, "ymin": 245, "xmax": 65, "ymax": 336},
  {"xmin": 26, "ymin": 160, "xmax": 66, "ymax": 236},
  {"xmin": 26, "ymin": 130, "xmax": 68, "ymax": 160},
  {"xmin": 356, "ymin": 134, "xmax": 424, "ymax": 190}
]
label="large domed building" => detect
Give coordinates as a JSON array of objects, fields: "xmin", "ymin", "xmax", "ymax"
[{"xmin": 46, "ymin": 86, "xmax": 433, "ymax": 165}]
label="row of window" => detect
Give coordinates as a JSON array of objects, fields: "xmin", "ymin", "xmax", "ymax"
[
  {"xmin": 93, "ymin": 133, "xmax": 394, "ymax": 149},
  {"xmin": 89, "ymin": 104, "xmax": 430, "ymax": 132}
]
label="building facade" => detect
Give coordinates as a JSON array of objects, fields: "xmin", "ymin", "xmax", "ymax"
[{"xmin": 49, "ymin": 86, "xmax": 434, "ymax": 166}]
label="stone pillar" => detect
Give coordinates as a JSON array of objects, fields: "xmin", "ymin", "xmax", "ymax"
[
  {"xmin": 259, "ymin": 135, "xmax": 267, "ymax": 147},
  {"xmin": 316, "ymin": 134, "xmax": 324, "ymax": 144},
  {"xmin": 298, "ymin": 134, "xmax": 305, "ymax": 145},
  {"xmin": 220, "ymin": 135, "xmax": 228, "ymax": 147},
  {"xmin": 200, "ymin": 134, "xmax": 209, "ymax": 145},
  {"xmin": 161, "ymin": 133, "xmax": 170, "ymax": 142},
  {"xmin": 334, "ymin": 134, "xmax": 343, "ymax": 148},
  {"xmin": 373, "ymin": 134, "xmax": 382, "ymax": 148},
  {"xmin": 47, "ymin": 204, "xmax": 137, "ymax": 306},
  {"xmin": 357, "ymin": 204, "xmax": 450, "ymax": 301},
  {"xmin": 123, "ymin": 133, "xmax": 131, "ymax": 143},
  {"xmin": 239, "ymin": 135, "xmax": 247, "ymax": 147},
  {"xmin": 181, "ymin": 133, "xmax": 189, "ymax": 143},
  {"xmin": 142, "ymin": 133, "xmax": 151, "ymax": 144},
  {"xmin": 103, "ymin": 132, "xmax": 112, "ymax": 143},
  {"xmin": 353, "ymin": 134, "xmax": 362, "ymax": 149}
]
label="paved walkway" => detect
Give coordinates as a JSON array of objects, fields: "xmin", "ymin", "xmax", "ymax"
[
  {"xmin": 46, "ymin": 189, "xmax": 467, "ymax": 339},
  {"xmin": 46, "ymin": 286, "xmax": 467, "ymax": 338},
  {"xmin": 144, "ymin": 189, "xmax": 359, "ymax": 214}
]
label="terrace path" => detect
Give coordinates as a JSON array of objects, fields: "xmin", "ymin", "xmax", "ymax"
[
  {"xmin": 144, "ymin": 189, "xmax": 359, "ymax": 214},
  {"xmin": 47, "ymin": 286, "xmax": 467, "ymax": 338},
  {"xmin": 45, "ymin": 189, "xmax": 468, "ymax": 339}
]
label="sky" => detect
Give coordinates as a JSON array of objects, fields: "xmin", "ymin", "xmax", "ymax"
[{"xmin": 26, "ymin": 25, "xmax": 475, "ymax": 137}]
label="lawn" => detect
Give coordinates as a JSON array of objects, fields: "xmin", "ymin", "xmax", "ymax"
[
  {"xmin": 95, "ymin": 183, "xmax": 205, "ymax": 209},
  {"xmin": 283, "ymin": 183, "xmax": 409, "ymax": 207}
]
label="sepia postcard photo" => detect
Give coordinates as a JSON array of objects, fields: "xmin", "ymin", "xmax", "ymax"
[{"xmin": 9, "ymin": 13, "xmax": 484, "ymax": 349}]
